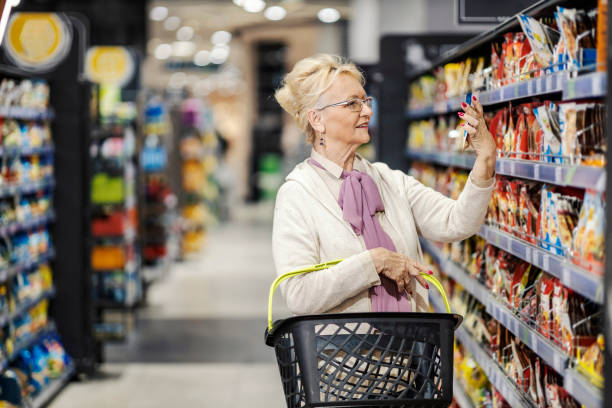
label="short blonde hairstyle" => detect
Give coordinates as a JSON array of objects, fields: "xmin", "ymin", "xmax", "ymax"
[{"xmin": 275, "ymin": 54, "xmax": 364, "ymax": 144}]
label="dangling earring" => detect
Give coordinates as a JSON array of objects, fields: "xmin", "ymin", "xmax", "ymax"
[{"xmin": 319, "ymin": 136, "xmax": 324, "ymax": 146}]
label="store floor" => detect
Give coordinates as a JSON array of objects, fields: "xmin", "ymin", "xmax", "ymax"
[{"xmin": 50, "ymin": 203, "xmax": 288, "ymax": 408}]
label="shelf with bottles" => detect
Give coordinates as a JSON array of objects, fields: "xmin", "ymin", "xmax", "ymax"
[
  {"xmin": 0, "ymin": 78, "xmax": 53, "ymax": 121},
  {"xmin": 410, "ymin": 164, "xmax": 604, "ymax": 303},
  {"xmin": 407, "ymin": 1, "xmax": 606, "ymax": 115}
]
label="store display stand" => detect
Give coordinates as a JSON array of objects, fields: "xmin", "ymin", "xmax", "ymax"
[{"xmin": 392, "ymin": 1, "xmax": 610, "ymax": 407}]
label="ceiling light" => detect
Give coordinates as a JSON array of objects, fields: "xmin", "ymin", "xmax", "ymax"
[
  {"xmin": 232, "ymin": 0, "xmax": 245, "ymax": 5},
  {"xmin": 177, "ymin": 26, "xmax": 194, "ymax": 41},
  {"xmin": 154, "ymin": 43, "xmax": 172, "ymax": 60},
  {"xmin": 172, "ymin": 41, "xmax": 196, "ymax": 57},
  {"xmin": 164, "ymin": 16, "xmax": 181, "ymax": 31},
  {"xmin": 149, "ymin": 6, "xmax": 168, "ymax": 21},
  {"xmin": 147, "ymin": 38, "xmax": 162, "ymax": 55},
  {"xmin": 317, "ymin": 8, "xmax": 340, "ymax": 23},
  {"xmin": 211, "ymin": 31, "xmax": 232, "ymax": 46},
  {"xmin": 194, "ymin": 50, "xmax": 211, "ymax": 66},
  {"xmin": 210, "ymin": 46, "xmax": 230, "ymax": 64},
  {"xmin": 264, "ymin": 6, "xmax": 286, "ymax": 21},
  {"xmin": 243, "ymin": 0, "xmax": 266, "ymax": 13}
]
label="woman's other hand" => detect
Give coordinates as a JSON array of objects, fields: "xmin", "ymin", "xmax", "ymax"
[
  {"xmin": 460, "ymin": 95, "xmax": 496, "ymax": 183},
  {"xmin": 369, "ymin": 247, "xmax": 430, "ymax": 293}
]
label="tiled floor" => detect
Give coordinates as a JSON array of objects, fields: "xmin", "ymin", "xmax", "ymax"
[{"xmin": 50, "ymin": 203, "xmax": 288, "ymax": 407}]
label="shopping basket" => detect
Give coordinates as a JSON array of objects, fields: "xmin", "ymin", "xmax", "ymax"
[{"xmin": 265, "ymin": 259, "xmax": 462, "ymax": 408}]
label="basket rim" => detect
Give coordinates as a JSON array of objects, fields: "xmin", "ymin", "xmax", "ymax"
[{"xmin": 264, "ymin": 312, "xmax": 463, "ymax": 347}]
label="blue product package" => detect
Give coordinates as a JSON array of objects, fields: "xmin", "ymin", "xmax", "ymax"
[{"xmin": 462, "ymin": 92, "xmax": 472, "ymax": 150}]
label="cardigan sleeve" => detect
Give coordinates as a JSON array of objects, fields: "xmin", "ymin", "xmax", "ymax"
[
  {"xmin": 272, "ymin": 182, "xmax": 380, "ymax": 315},
  {"xmin": 374, "ymin": 162, "xmax": 494, "ymax": 243}
]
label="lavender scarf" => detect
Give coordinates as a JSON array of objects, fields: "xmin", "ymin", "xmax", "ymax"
[{"xmin": 310, "ymin": 159, "xmax": 411, "ymax": 312}]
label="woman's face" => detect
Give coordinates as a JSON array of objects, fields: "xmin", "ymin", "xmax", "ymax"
[{"xmin": 317, "ymin": 73, "xmax": 372, "ymax": 147}]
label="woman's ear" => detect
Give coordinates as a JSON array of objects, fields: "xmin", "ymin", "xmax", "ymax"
[{"xmin": 307, "ymin": 109, "xmax": 325, "ymax": 134}]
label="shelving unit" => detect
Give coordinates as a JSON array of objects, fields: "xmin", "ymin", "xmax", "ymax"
[
  {"xmin": 430, "ymin": 294, "xmax": 534, "ymax": 408},
  {"xmin": 423, "ymin": 239, "xmax": 568, "ymax": 374},
  {"xmin": 395, "ymin": 1, "xmax": 609, "ymax": 407},
  {"xmin": 406, "ymin": 71, "xmax": 606, "ymax": 120},
  {"xmin": 89, "ymin": 85, "xmax": 142, "ymax": 348},
  {"xmin": 28, "ymin": 361, "xmax": 75, "ymax": 408},
  {"xmin": 406, "ymin": 150, "xmax": 606, "ymax": 191}
]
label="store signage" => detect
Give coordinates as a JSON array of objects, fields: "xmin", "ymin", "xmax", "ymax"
[
  {"xmin": 3, "ymin": 12, "xmax": 72, "ymax": 71},
  {"xmin": 456, "ymin": 0, "xmax": 534, "ymax": 24},
  {"xmin": 85, "ymin": 46, "xmax": 135, "ymax": 86}
]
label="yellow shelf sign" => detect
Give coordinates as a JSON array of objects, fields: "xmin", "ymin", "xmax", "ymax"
[
  {"xmin": 85, "ymin": 46, "xmax": 134, "ymax": 86},
  {"xmin": 5, "ymin": 12, "xmax": 71, "ymax": 71}
]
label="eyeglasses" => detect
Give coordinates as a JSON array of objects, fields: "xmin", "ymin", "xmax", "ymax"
[{"xmin": 316, "ymin": 96, "xmax": 373, "ymax": 112}]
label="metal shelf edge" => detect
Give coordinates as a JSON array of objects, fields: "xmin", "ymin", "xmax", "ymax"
[
  {"xmin": 563, "ymin": 367, "xmax": 602, "ymax": 408},
  {"xmin": 406, "ymin": 150, "xmax": 606, "ymax": 191},
  {"xmin": 453, "ymin": 322, "xmax": 535, "ymax": 408},
  {"xmin": 29, "ymin": 362, "xmax": 75, "ymax": 408},
  {"xmin": 478, "ymin": 225, "xmax": 603, "ymax": 304}
]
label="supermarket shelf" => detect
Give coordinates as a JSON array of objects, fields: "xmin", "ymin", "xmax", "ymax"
[
  {"xmin": 452, "ymin": 378, "xmax": 475, "ymax": 408},
  {"xmin": 0, "ymin": 145, "xmax": 54, "ymax": 157},
  {"xmin": 0, "ymin": 178, "xmax": 55, "ymax": 199},
  {"xmin": 28, "ymin": 361, "xmax": 75, "ymax": 408},
  {"xmin": 0, "ymin": 248, "xmax": 56, "ymax": 285},
  {"xmin": 563, "ymin": 71, "xmax": 607, "ymax": 100},
  {"xmin": 0, "ymin": 211, "xmax": 55, "ymax": 237},
  {"xmin": 563, "ymin": 367, "xmax": 602, "ymax": 408},
  {"xmin": 407, "ymin": 150, "xmax": 476, "ymax": 168},
  {"xmin": 1, "ymin": 321, "xmax": 57, "ymax": 372},
  {"xmin": 406, "ymin": 150, "xmax": 606, "ymax": 191},
  {"xmin": 407, "ymin": 0, "xmax": 565, "ymax": 81},
  {"xmin": 407, "ymin": 71, "xmax": 605, "ymax": 120},
  {"xmin": 451, "ymin": 313, "xmax": 535, "ymax": 407},
  {"xmin": 3, "ymin": 288, "xmax": 56, "ymax": 327},
  {"xmin": 478, "ymin": 225, "xmax": 603, "ymax": 304},
  {"xmin": 0, "ymin": 106, "xmax": 54, "ymax": 121},
  {"xmin": 422, "ymin": 239, "xmax": 568, "ymax": 374}
]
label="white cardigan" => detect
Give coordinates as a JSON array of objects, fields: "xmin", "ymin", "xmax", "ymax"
[{"xmin": 272, "ymin": 153, "xmax": 493, "ymax": 315}]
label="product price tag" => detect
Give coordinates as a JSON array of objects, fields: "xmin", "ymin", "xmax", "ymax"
[
  {"xmin": 555, "ymin": 166, "xmax": 563, "ymax": 184},
  {"xmin": 509, "ymin": 161, "xmax": 516, "ymax": 175},
  {"xmin": 534, "ymin": 164, "xmax": 540, "ymax": 180},
  {"xmin": 530, "ymin": 331, "xmax": 539, "ymax": 354},
  {"xmin": 562, "ymin": 267, "xmax": 572, "ymax": 286},
  {"xmin": 551, "ymin": 74, "xmax": 558, "ymax": 90},
  {"xmin": 518, "ymin": 82, "xmax": 528, "ymax": 98},
  {"xmin": 530, "ymin": 79, "xmax": 538, "ymax": 95}
]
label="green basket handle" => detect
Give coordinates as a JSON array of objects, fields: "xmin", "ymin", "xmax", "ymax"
[{"xmin": 267, "ymin": 259, "xmax": 452, "ymax": 331}]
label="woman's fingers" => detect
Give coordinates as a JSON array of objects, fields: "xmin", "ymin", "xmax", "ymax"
[
  {"xmin": 461, "ymin": 113, "xmax": 479, "ymax": 128},
  {"xmin": 462, "ymin": 123, "xmax": 477, "ymax": 135},
  {"xmin": 471, "ymin": 95, "xmax": 484, "ymax": 116}
]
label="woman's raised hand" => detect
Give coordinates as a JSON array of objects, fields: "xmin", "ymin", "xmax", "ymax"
[
  {"xmin": 460, "ymin": 95, "xmax": 497, "ymax": 183},
  {"xmin": 459, "ymin": 96, "xmax": 496, "ymax": 158},
  {"xmin": 369, "ymin": 247, "xmax": 430, "ymax": 293}
]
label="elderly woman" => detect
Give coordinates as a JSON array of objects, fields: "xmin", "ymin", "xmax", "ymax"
[{"xmin": 272, "ymin": 54, "xmax": 496, "ymax": 315}]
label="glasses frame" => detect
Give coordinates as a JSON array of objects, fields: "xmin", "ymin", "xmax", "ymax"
[{"xmin": 316, "ymin": 96, "xmax": 373, "ymax": 112}]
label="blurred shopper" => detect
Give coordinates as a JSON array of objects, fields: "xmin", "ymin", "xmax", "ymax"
[{"xmin": 272, "ymin": 54, "xmax": 496, "ymax": 315}]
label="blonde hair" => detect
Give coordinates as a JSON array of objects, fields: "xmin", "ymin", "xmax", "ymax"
[{"xmin": 275, "ymin": 54, "xmax": 364, "ymax": 144}]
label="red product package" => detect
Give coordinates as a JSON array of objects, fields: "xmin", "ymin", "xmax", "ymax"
[
  {"xmin": 538, "ymin": 275, "xmax": 555, "ymax": 339},
  {"xmin": 488, "ymin": 108, "xmax": 508, "ymax": 153},
  {"xmin": 515, "ymin": 108, "xmax": 529, "ymax": 160}
]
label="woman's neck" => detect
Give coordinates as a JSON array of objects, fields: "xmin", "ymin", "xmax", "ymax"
[{"xmin": 314, "ymin": 141, "xmax": 357, "ymax": 172}]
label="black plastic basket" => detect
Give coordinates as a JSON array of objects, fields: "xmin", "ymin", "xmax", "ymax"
[{"xmin": 265, "ymin": 260, "xmax": 462, "ymax": 408}]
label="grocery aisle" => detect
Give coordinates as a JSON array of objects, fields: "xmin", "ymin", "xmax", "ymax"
[{"xmin": 50, "ymin": 203, "xmax": 287, "ymax": 408}]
